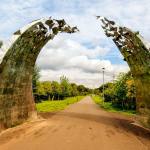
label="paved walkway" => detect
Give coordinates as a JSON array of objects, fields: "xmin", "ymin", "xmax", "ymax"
[{"xmin": 0, "ymin": 96, "xmax": 149, "ymax": 150}]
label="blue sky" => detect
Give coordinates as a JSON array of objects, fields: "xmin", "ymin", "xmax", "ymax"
[{"xmin": 0, "ymin": 0, "xmax": 150, "ymax": 87}]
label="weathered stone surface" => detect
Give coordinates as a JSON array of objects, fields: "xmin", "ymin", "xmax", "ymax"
[
  {"xmin": 98, "ymin": 16, "xmax": 150, "ymax": 127},
  {"xmin": 0, "ymin": 17, "xmax": 78, "ymax": 130}
]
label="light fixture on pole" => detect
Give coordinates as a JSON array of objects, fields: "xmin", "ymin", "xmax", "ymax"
[{"xmin": 102, "ymin": 67, "xmax": 105, "ymax": 103}]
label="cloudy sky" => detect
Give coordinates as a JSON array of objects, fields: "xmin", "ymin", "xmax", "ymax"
[{"xmin": 0, "ymin": 0, "xmax": 150, "ymax": 88}]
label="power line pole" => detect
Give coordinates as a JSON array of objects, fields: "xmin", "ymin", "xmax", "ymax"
[
  {"xmin": 113, "ymin": 74, "xmax": 115, "ymax": 83},
  {"xmin": 102, "ymin": 67, "xmax": 105, "ymax": 103}
]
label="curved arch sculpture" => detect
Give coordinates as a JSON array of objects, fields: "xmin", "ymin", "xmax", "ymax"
[
  {"xmin": 98, "ymin": 16, "xmax": 150, "ymax": 127},
  {"xmin": 0, "ymin": 17, "xmax": 78, "ymax": 129}
]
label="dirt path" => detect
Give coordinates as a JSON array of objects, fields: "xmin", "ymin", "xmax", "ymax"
[{"xmin": 0, "ymin": 96, "xmax": 150, "ymax": 150}]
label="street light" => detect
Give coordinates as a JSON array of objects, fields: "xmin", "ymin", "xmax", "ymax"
[{"xmin": 102, "ymin": 67, "xmax": 105, "ymax": 103}]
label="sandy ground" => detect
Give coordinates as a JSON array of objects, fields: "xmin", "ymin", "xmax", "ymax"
[{"xmin": 0, "ymin": 96, "xmax": 149, "ymax": 150}]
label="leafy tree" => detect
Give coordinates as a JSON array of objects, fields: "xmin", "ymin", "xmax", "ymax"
[
  {"xmin": 126, "ymin": 79, "xmax": 136, "ymax": 99},
  {"xmin": 77, "ymin": 85, "xmax": 90, "ymax": 95},
  {"xmin": 42, "ymin": 81, "xmax": 52, "ymax": 100},
  {"xmin": 60, "ymin": 75, "xmax": 71, "ymax": 98},
  {"xmin": 113, "ymin": 73, "xmax": 128, "ymax": 109},
  {"xmin": 51, "ymin": 81, "xmax": 61, "ymax": 100},
  {"xmin": 70, "ymin": 83, "xmax": 79, "ymax": 96},
  {"xmin": 36, "ymin": 82, "xmax": 45, "ymax": 95},
  {"xmin": 113, "ymin": 72, "xmax": 135, "ymax": 109},
  {"xmin": 103, "ymin": 83, "xmax": 115, "ymax": 102},
  {"xmin": 33, "ymin": 75, "xmax": 93, "ymax": 102},
  {"xmin": 96, "ymin": 71, "xmax": 136, "ymax": 110}
]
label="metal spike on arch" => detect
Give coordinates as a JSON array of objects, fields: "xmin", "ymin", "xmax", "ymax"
[
  {"xmin": 97, "ymin": 16, "xmax": 150, "ymax": 127},
  {"xmin": 0, "ymin": 17, "xmax": 78, "ymax": 130}
]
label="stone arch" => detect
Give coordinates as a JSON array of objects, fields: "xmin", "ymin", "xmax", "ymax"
[
  {"xmin": 0, "ymin": 17, "xmax": 78, "ymax": 129},
  {"xmin": 97, "ymin": 16, "xmax": 150, "ymax": 127}
]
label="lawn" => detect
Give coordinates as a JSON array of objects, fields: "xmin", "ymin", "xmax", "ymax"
[
  {"xmin": 92, "ymin": 95, "xmax": 136, "ymax": 116},
  {"xmin": 36, "ymin": 96, "xmax": 84, "ymax": 112}
]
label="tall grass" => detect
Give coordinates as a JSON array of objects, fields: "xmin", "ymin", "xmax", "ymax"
[
  {"xmin": 92, "ymin": 95, "xmax": 136, "ymax": 116},
  {"xmin": 36, "ymin": 96, "xmax": 84, "ymax": 112}
]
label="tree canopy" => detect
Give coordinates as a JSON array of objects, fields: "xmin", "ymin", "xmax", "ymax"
[{"xmin": 33, "ymin": 72, "xmax": 92, "ymax": 102}]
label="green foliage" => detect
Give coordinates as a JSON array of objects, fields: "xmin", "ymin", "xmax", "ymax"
[
  {"xmin": 60, "ymin": 75, "xmax": 71, "ymax": 97},
  {"xmin": 112, "ymin": 72, "xmax": 136, "ymax": 110},
  {"xmin": 36, "ymin": 82, "xmax": 45, "ymax": 95},
  {"xmin": 77, "ymin": 85, "xmax": 91, "ymax": 95},
  {"xmin": 33, "ymin": 73, "xmax": 92, "ymax": 102},
  {"xmin": 42, "ymin": 81, "xmax": 52, "ymax": 94},
  {"xmin": 70, "ymin": 83, "xmax": 79, "ymax": 96},
  {"xmin": 94, "ymin": 71, "xmax": 136, "ymax": 110},
  {"xmin": 103, "ymin": 83, "xmax": 115, "ymax": 102},
  {"xmin": 113, "ymin": 73, "xmax": 128, "ymax": 108},
  {"xmin": 51, "ymin": 81, "xmax": 61, "ymax": 100},
  {"xmin": 36, "ymin": 96, "xmax": 84, "ymax": 112},
  {"xmin": 92, "ymin": 95, "xmax": 136, "ymax": 115}
]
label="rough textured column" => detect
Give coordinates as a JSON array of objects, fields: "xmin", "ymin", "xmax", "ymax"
[
  {"xmin": 97, "ymin": 16, "xmax": 150, "ymax": 127},
  {"xmin": 0, "ymin": 17, "xmax": 78, "ymax": 130}
]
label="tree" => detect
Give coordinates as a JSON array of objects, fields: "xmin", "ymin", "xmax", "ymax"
[
  {"xmin": 60, "ymin": 75, "xmax": 71, "ymax": 98},
  {"xmin": 103, "ymin": 83, "xmax": 115, "ymax": 102},
  {"xmin": 97, "ymin": 72, "xmax": 136, "ymax": 110},
  {"xmin": 51, "ymin": 81, "xmax": 61, "ymax": 100},
  {"xmin": 77, "ymin": 85, "xmax": 90, "ymax": 95},
  {"xmin": 42, "ymin": 81, "xmax": 52, "ymax": 100},
  {"xmin": 113, "ymin": 73, "xmax": 128, "ymax": 109},
  {"xmin": 34, "ymin": 76, "xmax": 93, "ymax": 102},
  {"xmin": 113, "ymin": 72, "xmax": 136, "ymax": 110},
  {"xmin": 70, "ymin": 83, "xmax": 79, "ymax": 96},
  {"xmin": 36, "ymin": 82, "xmax": 45, "ymax": 95}
]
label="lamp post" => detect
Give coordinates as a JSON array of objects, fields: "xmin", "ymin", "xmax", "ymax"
[
  {"xmin": 112, "ymin": 73, "xmax": 115, "ymax": 83},
  {"xmin": 102, "ymin": 67, "xmax": 105, "ymax": 103}
]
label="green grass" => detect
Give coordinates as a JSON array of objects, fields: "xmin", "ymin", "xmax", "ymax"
[
  {"xmin": 92, "ymin": 95, "xmax": 136, "ymax": 116},
  {"xmin": 36, "ymin": 96, "xmax": 84, "ymax": 112}
]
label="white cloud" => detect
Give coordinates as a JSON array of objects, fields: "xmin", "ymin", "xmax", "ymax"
[
  {"xmin": 37, "ymin": 37, "xmax": 126, "ymax": 72},
  {"xmin": 2, "ymin": 0, "xmax": 150, "ymax": 87},
  {"xmin": 37, "ymin": 37, "xmax": 129, "ymax": 88},
  {"xmin": 39, "ymin": 66, "xmax": 129, "ymax": 88}
]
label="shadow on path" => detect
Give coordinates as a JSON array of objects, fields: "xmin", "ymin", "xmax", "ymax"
[{"xmin": 40, "ymin": 111, "xmax": 150, "ymax": 141}]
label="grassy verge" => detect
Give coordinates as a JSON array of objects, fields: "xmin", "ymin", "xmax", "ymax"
[
  {"xmin": 92, "ymin": 95, "xmax": 136, "ymax": 116},
  {"xmin": 36, "ymin": 96, "xmax": 84, "ymax": 112}
]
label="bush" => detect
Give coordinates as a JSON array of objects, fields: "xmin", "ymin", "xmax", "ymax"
[
  {"xmin": 96, "ymin": 72, "xmax": 136, "ymax": 110},
  {"xmin": 33, "ymin": 74, "xmax": 92, "ymax": 103},
  {"xmin": 104, "ymin": 84, "xmax": 115, "ymax": 102}
]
